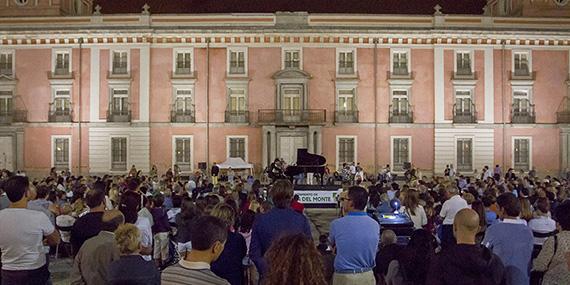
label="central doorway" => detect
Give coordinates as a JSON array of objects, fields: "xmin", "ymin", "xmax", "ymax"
[{"xmin": 279, "ymin": 136, "xmax": 307, "ymax": 165}]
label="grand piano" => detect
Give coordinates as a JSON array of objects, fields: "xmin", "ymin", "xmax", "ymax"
[{"xmin": 285, "ymin": 148, "xmax": 326, "ymax": 185}]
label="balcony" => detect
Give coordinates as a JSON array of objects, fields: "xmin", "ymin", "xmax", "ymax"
[
  {"xmin": 509, "ymin": 70, "xmax": 536, "ymax": 81},
  {"xmin": 171, "ymin": 70, "xmax": 196, "ymax": 79},
  {"xmin": 334, "ymin": 110, "xmax": 359, "ymax": 123},
  {"xmin": 171, "ymin": 109, "xmax": 195, "ymax": 123},
  {"xmin": 388, "ymin": 69, "xmax": 413, "ymax": 80},
  {"xmin": 511, "ymin": 103, "xmax": 536, "ymax": 124},
  {"xmin": 107, "ymin": 103, "xmax": 131, "ymax": 123},
  {"xmin": 557, "ymin": 97, "xmax": 570, "ymax": 124},
  {"xmin": 225, "ymin": 110, "xmax": 249, "ymax": 124},
  {"xmin": 258, "ymin": 109, "xmax": 326, "ymax": 125},
  {"xmin": 452, "ymin": 70, "xmax": 477, "ymax": 80},
  {"xmin": 48, "ymin": 104, "xmax": 73, "ymax": 123},
  {"xmin": 0, "ymin": 110, "xmax": 27, "ymax": 125},
  {"xmin": 389, "ymin": 105, "xmax": 413, "ymax": 123},
  {"xmin": 453, "ymin": 103, "xmax": 477, "ymax": 124},
  {"xmin": 48, "ymin": 70, "xmax": 73, "ymax": 80}
]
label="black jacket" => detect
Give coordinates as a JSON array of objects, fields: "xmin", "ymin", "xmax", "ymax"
[{"xmin": 427, "ymin": 244, "xmax": 505, "ymax": 285}]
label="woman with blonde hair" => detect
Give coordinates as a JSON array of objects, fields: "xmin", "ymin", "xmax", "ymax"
[
  {"xmin": 263, "ymin": 233, "xmax": 328, "ymax": 285},
  {"xmin": 400, "ymin": 189, "xmax": 427, "ymax": 229},
  {"xmin": 210, "ymin": 203, "xmax": 247, "ymax": 285},
  {"xmin": 108, "ymin": 224, "xmax": 160, "ymax": 285}
]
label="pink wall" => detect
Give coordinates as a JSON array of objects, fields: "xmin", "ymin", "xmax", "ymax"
[
  {"xmin": 149, "ymin": 48, "xmax": 172, "ymax": 122},
  {"xmin": 15, "ymin": 49, "xmax": 51, "ymax": 122},
  {"xmin": 304, "ymin": 48, "xmax": 336, "ymax": 122},
  {"xmin": 494, "ymin": 128, "xmax": 560, "ymax": 173},
  {"xmin": 533, "ymin": 50, "xmax": 568, "ymax": 123},
  {"xmin": 376, "ymin": 48, "xmax": 391, "ymax": 122},
  {"xmin": 249, "ymin": 47, "xmax": 281, "ymax": 119},
  {"xmin": 76, "ymin": 48, "xmax": 91, "ymax": 122},
  {"xmin": 99, "ymin": 49, "xmax": 109, "ymax": 120},
  {"xmin": 206, "ymin": 48, "xmax": 228, "ymax": 123},
  {"xmin": 411, "ymin": 49, "xmax": 435, "ymax": 123},
  {"xmin": 356, "ymin": 48, "xmax": 375, "ymax": 123}
]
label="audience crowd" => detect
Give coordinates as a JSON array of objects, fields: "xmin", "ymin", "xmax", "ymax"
[{"xmin": 0, "ymin": 163, "xmax": 570, "ymax": 285}]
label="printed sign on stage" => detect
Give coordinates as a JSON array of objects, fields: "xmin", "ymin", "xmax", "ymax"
[{"xmin": 294, "ymin": 189, "xmax": 342, "ymax": 205}]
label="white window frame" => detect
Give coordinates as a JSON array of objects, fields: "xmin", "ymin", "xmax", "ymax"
[
  {"xmin": 226, "ymin": 135, "xmax": 249, "ymax": 162},
  {"xmin": 110, "ymin": 49, "xmax": 130, "ymax": 75},
  {"xmin": 282, "ymin": 47, "xmax": 303, "ymax": 70},
  {"xmin": 0, "ymin": 88, "xmax": 13, "ymax": 114},
  {"xmin": 454, "ymin": 87, "xmax": 475, "ymax": 112},
  {"xmin": 227, "ymin": 47, "xmax": 248, "ymax": 76},
  {"xmin": 109, "ymin": 136, "xmax": 129, "ymax": 172},
  {"xmin": 390, "ymin": 136, "xmax": 412, "ymax": 173},
  {"xmin": 173, "ymin": 48, "xmax": 194, "ymax": 75},
  {"xmin": 52, "ymin": 48, "xmax": 72, "ymax": 74},
  {"xmin": 51, "ymin": 135, "xmax": 72, "ymax": 169},
  {"xmin": 172, "ymin": 135, "xmax": 194, "ymax": 172},
  {"xmin": 390, "ymin": 48, "xmax": 411, "ymax": 75},
  {"xmin": 513, "ymin": 87, "xmax": 532, "ymax": 101},
  {"xmin": 390, "ymin": 87, "xmax": 411, "ymax": 113},
  {"xmin": 336, "ymin": 87, "xmax": 356, "ymax": 112},
  {"xmin": 455, "ymin": 136, "xmax": 474, "ymax": 173},
  {"xmin": 512, "ymin": 136, "xmax": 532, "ymax": 171},
  {"xmin": 335, "ymin": 135, "xmax": 358, "ymax": 170},
  {"xmin": 0, "ymin": 50, "xmax": 15, "ymax": 77},
  {"xmin": 228, "ymin": 87, "xmax": 247, "ymax": 112},
  {"xmin": 512, "ymin": 50, "xmax": 532, "ymax": 75},
  {"xmin": 454, "ymin": 50, "xmax": 474, "ymax": 74},
  {"xmin": 336, "ymin": 48, "xmax": 357, "ymax": 75},
  {"xmin": 52, "ymin": 87, "xmax": 72, "ymax": 101}
]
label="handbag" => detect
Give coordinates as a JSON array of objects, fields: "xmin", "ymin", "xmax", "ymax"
[{"xmin": 530, "ymin": 235, "xmax": 558, "ymax": 285}]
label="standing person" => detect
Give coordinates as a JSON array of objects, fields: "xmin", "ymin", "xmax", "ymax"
[
  {"xmin": 210, "ymin": 204, "xmax": 247, "ymax": 285},
  {"xmin": 108, "ymin": 224, "xmax": 160, "ymax": 285},
  {"xmin": 329, "ymin": 186, "xmax": 379, "ymax": 285},
  {"xmin": 263, "ymin": 233, "xmax": 327, "ymax": 285},
  {"xmin": 227, "ymin": 167, "xmax": 235, "ymax": 185},
  {"xmin": 427, "ymin": 209, "xmax": 505, "ymax": 285},
  {"xmin": 483, "ymin": 193, "xmax": 534, "ymax": 285},
  {"xmin": 211, "ymin": 162, "xmax": 220, "ymax": 186},
  {"xmin": 385, "ymin": 229, "xmax": 437, "ymax": 285},
  {"xmin": 439, "ymin": 185, "xmax": 468, "ymax": 249},
  {"xmin": 400, "ymin": 189, "xmax": 427, "ymax": 229},
  {"xmin": 250, "ymin": 179, "xmax": 312, "ymax": 276},
  {"xmin": 70, "ymin": 210, "xmax": 124, "ymax": 285},
  {"xmin": 0, "ymin": 176, "xmax": 60, "ymax": 285},
  {"xmin": 162, "ymin": 216, "xmax": 230, "ymax": 285},
  {"xmin": 150, "ymin": 195, "xmax": 171, "ymax": 268},
  {"xmin": 70, "ymin": 183, "xmax": 106, "ymax": 255}
]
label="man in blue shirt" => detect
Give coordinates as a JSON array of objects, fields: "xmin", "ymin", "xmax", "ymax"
[
  {"xmin": 482, "ymin": 193, "xmax": 533, "ymax": 285},
  {"xmin": 250, "ymin": 179, "xmax": 312, "ymax": 276},
  {"xmin": 329, "ymin": 186, "xmax": 379, "ymax": 285}
]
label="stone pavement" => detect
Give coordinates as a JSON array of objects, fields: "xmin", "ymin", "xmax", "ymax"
[{"xmin": 49, "ymin": 207, "xmax": 340, "ymax": 284}]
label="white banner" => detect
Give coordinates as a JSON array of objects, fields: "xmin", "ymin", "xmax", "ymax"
[{"xmin": 294, "ymin": 189, "xmax": 342, "ymax": 204}]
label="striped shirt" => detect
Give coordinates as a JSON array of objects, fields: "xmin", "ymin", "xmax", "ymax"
[{"xmin": 161, "ymin": 260, "xmax": 230, "ymax": 285}]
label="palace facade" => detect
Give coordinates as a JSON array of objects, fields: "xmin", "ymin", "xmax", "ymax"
[{"xmin": 1, "ymin": 0, "xmax": 570, "ymax": 177}]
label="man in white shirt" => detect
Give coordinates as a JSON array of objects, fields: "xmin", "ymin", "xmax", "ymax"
[
  {"xmin": 439, "ymin": 185, "xmax": 468, "ymax": 249},
  {"xmin": 0, "ymin": 176, "xmax": 60, "ymax": 285}
]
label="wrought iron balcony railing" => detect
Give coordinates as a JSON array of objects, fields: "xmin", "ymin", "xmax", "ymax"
[
  {"xmin": 511, "ymin": 102, "xmax": 536, "ymax": 124},
  {"xmin": 334, "ymin": 110, "xmax": 359, "ymax": 123},
  {"xmin": 258, "ymin": 109, "xmax": 326, "ymax": 125},
  {"xmin": 0, "ymin": 110, "xmax": 27, "ymax": 124},
  {"xmin": 389, "ymin": 105, "xmax": 413, "ymax": 123},
  {"xmin": 225, "ymin": 110, "xmax": 249, "ymax": 123},
  {"xmin": 107, "ymin": 103, "xmax": 131, "ymax": 122},
  {"xmin": 48, "ymin": 103, "xmax": 73, "ymax": 122},
  {"xmin": 453, "ymin": 103, "xmax": 477, "ymax": 124}
]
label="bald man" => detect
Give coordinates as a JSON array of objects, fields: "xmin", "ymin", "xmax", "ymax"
[
  {"xmin": 70, "ymin": 210, "xmax": 124, "ymax": 285},
  {"xmin": 427, "ymin": 209, "xmax": 505, "ymax": 285}
]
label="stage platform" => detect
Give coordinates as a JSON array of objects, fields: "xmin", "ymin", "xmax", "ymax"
[{"xmin": 294, "ymin": 184, "xmax": 342, "ymax": 208}]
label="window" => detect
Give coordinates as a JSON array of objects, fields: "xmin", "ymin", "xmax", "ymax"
[
  {"xmin": 338, "ymin": 50, "xmax": 355, "ymax": 75},
  {"xmin": 337, "ymin": 89, "xmax": 355, "ymax": 112},
  {"xmin": 513, "ymin": 52, "xmax": 530, "ymax": 76},
  {"xmin": 54, "ymin": 51, "xmax": 70, "ymax": 75},
  {"xmin": 337, "ymin": 136, "xmax": 356, "ymax": 169},
  {"xmin": 53, "ymin": 90, "xmax": 71, "ymax": 115},
  {"xmin": 391, "ymin": 90, "xmax": 410, "ymax": 115},
  {"xmin": 111, "ymin": 137, "xmax": 127, "ymax": 171},
  {"xmin": 0, "ymin": 52, "xmax": 13, "ymax": 76},
  {"xmin": 456, "ymin": 138, "xmax": 473, "ymax": 172},
  {"xmin": 228, "ymin": 48, "xmax": 246, "ymax": 75},
  {"xmin": 455, "ymin": 90, "xmax": 473, "ymax": 115},
  {"xmin": 392, "ymin": 137, "xmax": 410, "ymax": 172},
  {"xmin": 174, "ymin": 137, "xmax": 192, "ymax": 172},
  {"xmin": 0, "ymin": 90, "xmax": 12, "ymax": 116},
  {"xmin": 228, "ymin": 137, "xmax": 247, "ymax": 160},
  {"xmin": 52, "ymin": 137, "xmax": 70, "ymax": 170},
  {"xmin": 513, "ymin": 138, "xmax": 531, "ymax": 171},
  {"xmin": 112, "ymin": 51, "xmax": 128, "ymax": 75},
  {"xmin": 456, "ymin": 51, "xmax": 472, "ymax": 75},
  {"xmin": 174, "ymin": 50, "xmax": 192, "ymax": 74},
  {"xmin": 228, "ymin": 88, "xmax": 246, "ymax": 112},
  {"xmin": 174, "ymin": 89, "xmax": 193, "ymax": 115},
  {"xmin": 513, "ymin": 90, "xmax": 531, "ymax": 113},
  {"xmin": 283, "ymin": 49, "xmax": 301, "ymax": 69},
  {"xmin": 111, "ymin": 89, "xmax": 129, "ymax": 115},
  {"xmin": 392, "ymin": 51, "xmax": 409, "ymax": 75}
]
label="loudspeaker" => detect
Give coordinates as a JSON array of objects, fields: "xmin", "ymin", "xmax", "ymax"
[{"xmin": 198, "ymin": 162, "xmax": 207, "ymax": 170}]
